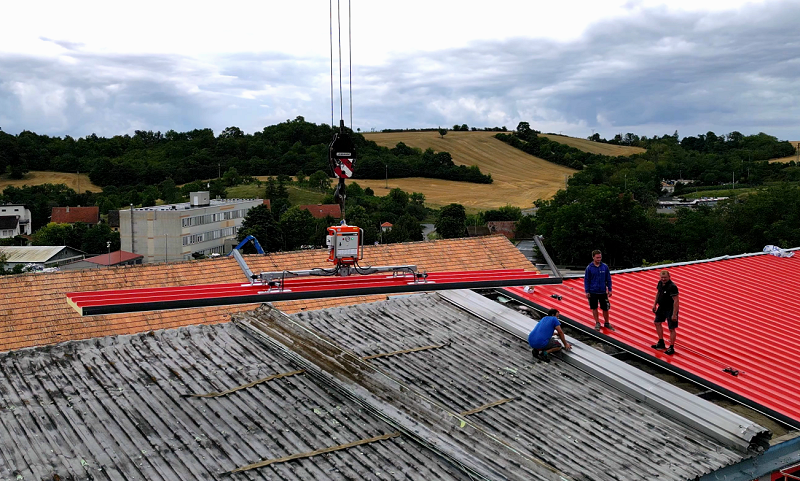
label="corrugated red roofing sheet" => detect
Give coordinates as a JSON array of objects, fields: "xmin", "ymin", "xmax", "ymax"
[{"xmin": 504, "ymin": 251, "xmax": 800, "ymax": 427}]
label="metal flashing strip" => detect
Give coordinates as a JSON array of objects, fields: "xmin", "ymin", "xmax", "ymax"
[
  {"xmin": 67, "ymin": 269, "xmax": 559, "ymax": 316},
  {"xmin": 438, "ymin": 289, "xmax": 770, "ymax": 453},
  {"xmin": 608, "ymin": 246, "xmax": 799, "ymax": 276},
  {"xmin": 234, "ymin": 304, "xmax": 573, "ymax": 481},
  {"xmin": 698, "ymin": 435, "xmax": 800, "ymax": 481}
]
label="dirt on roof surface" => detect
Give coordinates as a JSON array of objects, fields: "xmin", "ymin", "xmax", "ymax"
[{"xmin": 0, "ymin": 235, "xmax": 534, "ymax": 353}]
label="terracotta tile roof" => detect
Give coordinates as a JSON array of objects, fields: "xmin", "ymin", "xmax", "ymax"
[
  {"xmin": 298, "ymin": 204, "xmax": 342, "ymax": 219},
  {"xmin": 51, "ymin": 206, "xmax": 100, "ymax": 224},
  {"xmin": 0, "ymin": 235, "xmax": 533, "ymax": 352},
  {"xmin": 82, "ymin": 250, "xmax": 143, "ymax": 266},
  {"xmin": 381, "ymin": 222, "xmax": 393, "ymax": 227}
]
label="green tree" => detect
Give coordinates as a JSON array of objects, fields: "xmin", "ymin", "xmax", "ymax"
[
  {"xmin": 535, "ymin": 185, "xmax": 649, "ymax": 267},
  {"xmin": 308, "ymin": 170, "xmax": 332, "ymax": 192},
  {"xmin": 279, "ymin": 207, "xmax": 316, "ymax": 250},
  {"xmin": 141, "ymin": 185, "xmax": 160, "ymax": 207},
  {"xmin": 158, "ymin": 178, "xmax": 182, "ymax": 204},
  {"xmin": 237, "ymin": 204, "xmax": 282, "ymax": 252},
  {"xmin": 435, "ymin": 203, "xmax": 467, "ymax": 239},
  {"xmin": 32, "ymin": 223, "xmax": 72, "ymax": 246},
  {"xmin": 438, "ymin": 128, "xmax": 447, "ymax": 139},
  {"xmin": 222, "ymin": 167, "xmax": 242, "ymax": 187}
]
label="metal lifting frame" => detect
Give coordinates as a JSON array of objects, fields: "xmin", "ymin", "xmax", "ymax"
[{"xmin": 232, "ymin": 248, "xmax": 421, "ymax": 291}]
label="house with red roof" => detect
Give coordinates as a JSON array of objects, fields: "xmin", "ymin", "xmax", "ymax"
[
  {"xmin": 487, "ymin": 220, "xmax": 516, "ymax": 239},
  {"xmin": 298, "ymin": 204, "xmax": 341, "ymax": 219},
  {"xmin": 60, "ymin": 250, "xmax": 144, "ymax": 270},
  {"xmin": 51, "ymin": 206, "xmax": 100, "ymax": 225}
]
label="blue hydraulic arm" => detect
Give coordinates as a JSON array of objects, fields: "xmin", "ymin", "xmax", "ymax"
[{"xmin": 229, "ymin": 235, "xmax": 265, "ymax": 255}]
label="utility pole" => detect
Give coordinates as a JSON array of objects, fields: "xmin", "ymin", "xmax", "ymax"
[
  {"xmin": 130, "ymin": 204, "xmax": 135, "ymax": 253},
  {"xmin": 385, "ymin": 163, "xmax": 388, "ymax": 189},
  {"xmin": 164, "ymin": 233, "xmax": 168, "ymax": 263}
]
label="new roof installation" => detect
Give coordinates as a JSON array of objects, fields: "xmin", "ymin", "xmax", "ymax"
[{"xmin": 505, "ymin": 249, "xmax": 800, "ymax": 428}]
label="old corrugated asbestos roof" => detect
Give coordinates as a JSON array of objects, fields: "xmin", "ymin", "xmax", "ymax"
[
  {"xmin": 0, "ymin": 245, "xmax": 73, "ymax": 263},
  {"xmin": 506, "ymin": 249, "xmax": 800, "ymax": 428},
  {"xmin": 0, "ymin": 236, "xmax": 532, "ymax": 352},
  {"xmin": 288, "ymin": 293, "xmax": 756, "ymax": 481},
  {"xmin": 0, "ymin": 292, "xmax": 758, "ymax": 481},
  {"xmin": 0, "ymin": 322, "xmax": 474, "ymax": 480}
]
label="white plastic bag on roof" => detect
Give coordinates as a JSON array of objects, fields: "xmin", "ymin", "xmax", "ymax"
[{"xmin": 763, "ymin": 245, "xmax": 795, "ymax": 258}]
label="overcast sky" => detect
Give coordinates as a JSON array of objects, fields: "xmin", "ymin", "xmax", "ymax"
[{"xmin": 1, "ymin": 0, "xmax": 798, "ymax": 140}]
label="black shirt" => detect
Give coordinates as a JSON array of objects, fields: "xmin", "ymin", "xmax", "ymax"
[{"xmin": 656, "ymin": 280, "xmax": 679, "ymax": 312}]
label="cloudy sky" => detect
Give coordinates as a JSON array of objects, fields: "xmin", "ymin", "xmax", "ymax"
[{"xmin": 1, "ymin": 0, "xmax": 798, "ymax": 140}]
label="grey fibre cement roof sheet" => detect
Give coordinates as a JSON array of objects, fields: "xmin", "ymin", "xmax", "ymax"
[
  {"xmin": 292, "ymin": 293, "xmax": 751, "ymax": 481},
  {"xmin": 0, "ymin": 323, "xmax": 473, "ymax": 481}
]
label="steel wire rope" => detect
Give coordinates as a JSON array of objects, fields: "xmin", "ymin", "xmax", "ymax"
[
  {"xmin": 348, "ymin": 0, "xmax": 353, "ymax": 130},
  {"xmin": 337, "ymin": 0, "xmax": 343, "ymax": 124},
  {"xmin": 329, "ymin": 0, "xmax": 334, "ymax": 127}
]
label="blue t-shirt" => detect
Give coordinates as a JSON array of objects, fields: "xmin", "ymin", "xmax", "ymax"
[{"xmin": 528, "ymin": 316, "xmax": 560, "ymax": 349}]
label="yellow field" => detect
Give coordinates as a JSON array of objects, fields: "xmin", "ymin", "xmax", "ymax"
[
  {"xmin": 769, "ymin": 141, "xmax": 800, "ymax": 163},
  {"xmin": 1, "ymin": 171, "xmax": 103, "ymax": 192},
  {"xmin": 362, "ymin": 131, "xmax": 575, "ymax": 209},
  {"xmin": 539, "ymin": 134, "xmax": 646, "ymax": 156}
]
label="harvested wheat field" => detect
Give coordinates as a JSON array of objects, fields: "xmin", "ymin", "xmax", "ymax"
[
  {"xmin": 362, "ymin": 131, "xmax": 575, "ymax": 209},
  {"xmin": 769, "ymin": 141, "xmax": 800, "ymax": 163},
  {"xmin": 539, "ymin": 134, "xmax": 646, "ymax": 156},
  {"xmin": 1, "ymin": 171, "xmax": 102, "ymax": 192}
]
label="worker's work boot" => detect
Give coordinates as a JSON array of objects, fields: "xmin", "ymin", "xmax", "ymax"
[{"xmin": 651, "ymin": 339, "xmax": 666, "ymax": 350}]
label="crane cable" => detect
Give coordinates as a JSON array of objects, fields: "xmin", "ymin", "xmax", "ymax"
[{"xmin": 330, "ymin": 0, "xmax": 353, "ymax": 131}]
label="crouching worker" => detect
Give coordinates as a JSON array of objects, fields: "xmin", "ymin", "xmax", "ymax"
[{"xmin": 528, "ymin": 308, "xmax": 572, "ymax": 362}]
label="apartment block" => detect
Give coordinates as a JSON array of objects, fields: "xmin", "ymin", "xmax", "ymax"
[{"xmin": 119, "ymin": 192, "xmax": 263, "ymax": 263}]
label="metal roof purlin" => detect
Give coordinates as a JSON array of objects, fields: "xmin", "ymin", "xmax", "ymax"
[
  {"xmin": 439, "ymin": 289, "xmax": 771, "ymax": 453},
  {"xmin": 234, "ymin": 304, "xmax": 573, "ymax": 481}
]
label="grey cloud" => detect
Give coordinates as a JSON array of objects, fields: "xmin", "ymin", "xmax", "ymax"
[
  {"xmin": 4, "ymin": 1, "xmax": 800, "ymax": 140},
  {"xmin": 354, "ymin": 0, "xmax": 800, "ymax": 139}
]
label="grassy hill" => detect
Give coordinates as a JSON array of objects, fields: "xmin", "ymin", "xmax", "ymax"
[
  {"xmin": 1, "ymin": 171, "xmax": 102, "ymax": 192},
  {"xmin": 362, "ymin": 131, "xmax": 576, "ymax": 209},
  {"xmin": 539, "ymin": 134, "xmax": 646, "ymax": 156},
  {"xmin": 769, "ymin": 141, "xmax": 800, "ymax": 163}
]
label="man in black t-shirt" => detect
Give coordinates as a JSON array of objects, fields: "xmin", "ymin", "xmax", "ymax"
[{"xmin": 651, "ymin": 270, "xmax": 680, "ymax": 355}]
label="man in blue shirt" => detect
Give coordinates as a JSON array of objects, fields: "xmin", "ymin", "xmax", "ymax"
[
  {"xmin": 528, "ymin": 308, "xmax": 572, "ymax": 362},
  {"xmin": 584, "ymin": 249, "xmax": 615, "ymax": 331}
]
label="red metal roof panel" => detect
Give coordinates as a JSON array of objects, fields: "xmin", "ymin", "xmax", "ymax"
[{"xmin": 504, "ymin": 251, "xmax": 800, "ymax": 427}]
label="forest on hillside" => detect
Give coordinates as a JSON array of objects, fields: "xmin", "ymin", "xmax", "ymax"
[
  {"xmin": 494, "ymin": 122, "xmax": 800, "ymax": 266},
  {"xmin": 0, "ymin": 117, "xmax": 492, "ymax": 187}
]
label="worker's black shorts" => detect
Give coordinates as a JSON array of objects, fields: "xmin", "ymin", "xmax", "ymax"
[
  {"xmin": 654, "ymin": 310, "xmax": 678, "ymax": 330},
  {"xmin": 588, "ymin": 293, "xmax": 610, "ymax": 311},
  {"xmin": 534, "ymin": 338, "xmax": 562, "ymax": 351}
]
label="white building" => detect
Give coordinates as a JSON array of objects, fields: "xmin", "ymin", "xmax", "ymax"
[
  {"xmin": 119, "ymin": 192, "xmax": 264, "ymax": 263},
  {"xmin": 0, "ymin": 246, "xmax": 86, "ymax": 271},
  {"xmin": 0, "ymin": 204, "xmax": 32, "ymax": 238}
]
